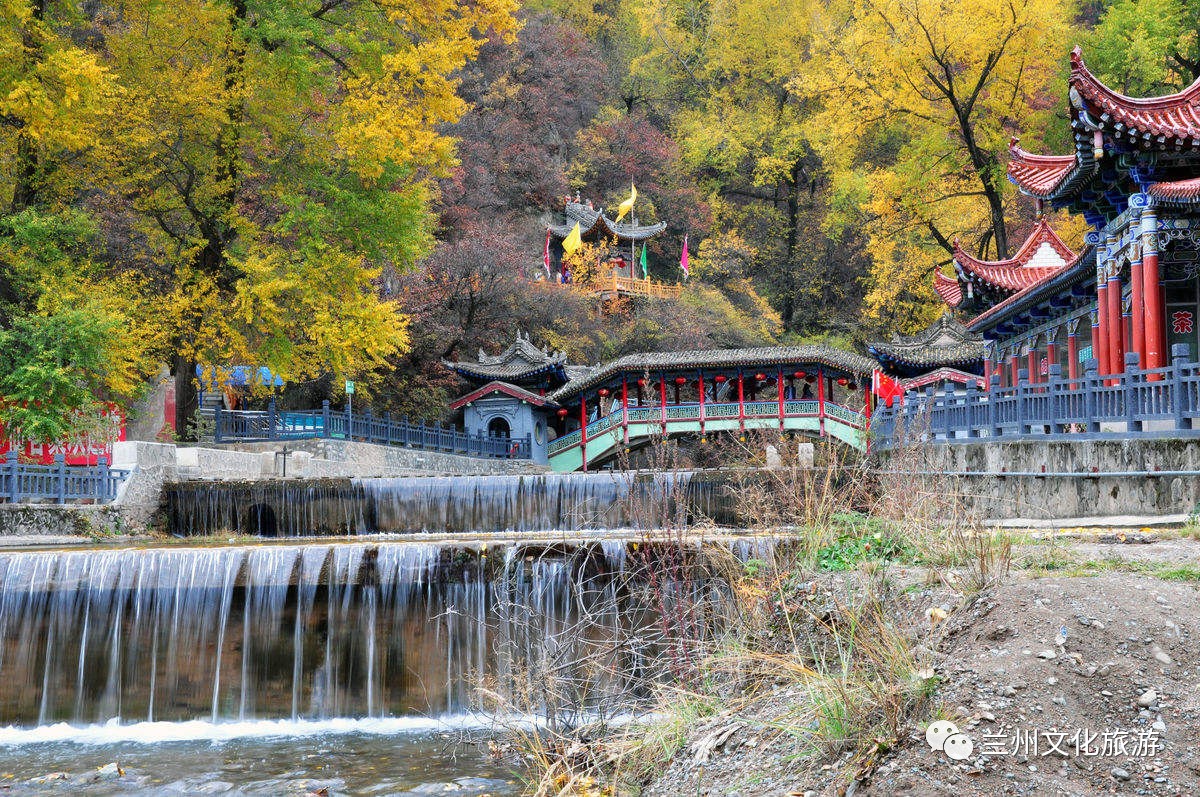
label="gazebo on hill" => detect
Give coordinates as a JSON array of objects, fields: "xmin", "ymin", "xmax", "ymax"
[{"xmin": 545, "ymin": 198, "xmax": 681, "ymax": 299}]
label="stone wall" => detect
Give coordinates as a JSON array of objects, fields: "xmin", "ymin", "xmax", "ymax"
[
  {"xmin": 891, "ymin": 439, "xmax": 1200, "ymax": 524},
  {"xmin": 215, "ymin": 439, "xmax": 547, "ymax": 477}
]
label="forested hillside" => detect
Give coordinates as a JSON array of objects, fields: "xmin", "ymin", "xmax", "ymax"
[{"xmin": 1, "ymin": 0, "xmax": 1197, "ymax": 433}]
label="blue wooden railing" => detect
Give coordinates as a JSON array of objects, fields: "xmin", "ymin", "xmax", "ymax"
[
  {"xmin": 872, "ymin": 343, "xmax": 1200, "ymax": 448},
  {"xmin": 1, "ymin": 454, "xmax": 129, "ymax": 504},
  {"xmin": 213, "ymin": 400, "xmax": 532, "ymax": 460}
]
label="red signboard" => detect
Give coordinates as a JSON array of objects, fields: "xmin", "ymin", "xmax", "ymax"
[{"xmin": 0, "ymin": 406, "xmax": 126, "ymax": 465}]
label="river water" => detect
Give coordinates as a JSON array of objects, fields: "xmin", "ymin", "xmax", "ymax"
[{"xmin": 0, "ymin": 535, "xmax": 756, "ymax": 794}]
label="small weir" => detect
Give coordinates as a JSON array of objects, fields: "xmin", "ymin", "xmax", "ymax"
[
  {"xmin": 166, "ymin": 471, "xmax": 733, "ymax": 536},
  {"xmin": 0, "ymin": 539, "xmax": 755, "ymax": 731}
]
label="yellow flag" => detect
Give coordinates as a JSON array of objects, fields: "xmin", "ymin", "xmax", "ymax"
[
  {"xmin": 562, "ymin": 222, "xmax": 582, "ymax": 255},
  {"xmin": 615, "ymin": 183, "xmax": 637, "ymax": 222}
]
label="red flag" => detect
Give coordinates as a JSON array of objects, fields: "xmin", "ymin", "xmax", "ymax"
[
  {"xmin": 872, "ymin": 370, "xmax": 904, "ymax": 408},
  {"xmin": 543, "ymin": 229, "xmax": 552, "ymax": 278},
  {"xmin": 680, "ymin": 234, "xmax": 689, "ymax": 277}
]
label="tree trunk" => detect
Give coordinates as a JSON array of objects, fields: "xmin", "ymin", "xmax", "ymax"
[
  {"xmin": 9, "ymin": 0, "xmax": 47, "ymax": 214},
  {"xmin": 783, "ymin": 161, "xmax": 801, "ymax": 332},
  {"xmin": 956, "ymin": 108, "xmax": 1008, "ymax": 259},
  {"xmin": 174, "ymin": 353, "xmax": 199, "ymax": 441},
  {"xmin": 173, "ymin": 0, "xmax": 246, "ymax": 439}
]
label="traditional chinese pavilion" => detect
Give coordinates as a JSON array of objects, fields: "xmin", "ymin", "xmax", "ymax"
[
  {"xmin": 546, "ymin": 198, "xmax": 671, "ymax": 290},
  {"xmin": 935, "ymin": 47, "xmax": 1200, "ymax": 390},
  {"xmin": 442, "ymin": 333, "xmax": 581, "ymax": 463},
  {"xmin": 867, "ymin": 313, "xmax": 985, "ymax": 390}
]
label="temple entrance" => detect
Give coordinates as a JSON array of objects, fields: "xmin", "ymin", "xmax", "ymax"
[{"xmin": 487, "ymin": 417, "xmax": 511, "ymax": 438}]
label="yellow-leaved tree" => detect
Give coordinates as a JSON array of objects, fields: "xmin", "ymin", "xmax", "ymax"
[
  {"xmin": 805, "ymin": 0, "xmax": 1072, "ymax": 331},
  {"xmin": 92, "ymin": 0, "xmax": 518, "ymax": 434}
]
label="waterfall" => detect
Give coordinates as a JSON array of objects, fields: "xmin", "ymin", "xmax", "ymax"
[
  {"xmin": 166, "ymin": 471, "xmax": 732, "ymax": 536},
  {"xmin": 0, "ymin": 541, "xmax": 659, "ymax": 730}
]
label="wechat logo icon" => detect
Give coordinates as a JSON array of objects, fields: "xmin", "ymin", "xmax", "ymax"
[{"xmin": 926, "ymin": 720, "xmax": 974, "ymax": 761}]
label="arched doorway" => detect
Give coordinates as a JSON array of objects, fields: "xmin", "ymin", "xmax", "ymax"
[{"xmin": 487, "ymin": 417, "xmax": 510, "ymax": 438}]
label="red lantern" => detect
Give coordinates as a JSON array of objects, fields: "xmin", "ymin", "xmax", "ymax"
[
  {"xmin": 754, "ymin": 373, "xmax": 767, "ymax": 382},
  {"xmin": 556, "ymin": 409, "xmax": 569, "ymax": 418},
  {"xmin": 793, "ymin": 370, "xmax": 806, "ymax": 379},
  {"xmin": 837, "ymin": 377, "xmax": 848, "ymax": 386},
  {"xmin": 674, "ymin": 376, "xmax": 687, "ymax": 386},
  {"xmin": 714, "ymin": 375, "xmax": 727, "ymax": 384},
  {"xmin": 598, "ymin": 388, "xmax": 610, "ymax": 397},
  {"xmin": 636, "ymin": 378, "xmax": 646, "ymax": 387}
]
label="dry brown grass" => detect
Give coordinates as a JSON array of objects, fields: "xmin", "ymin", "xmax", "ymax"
[{"xmin": 494, "ymin": 425, "xmax": 1018, "ymax": 795}]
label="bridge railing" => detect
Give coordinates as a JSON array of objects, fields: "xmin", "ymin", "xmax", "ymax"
[
  {"xmin": 547, "ymin": 398, "xmax": 865, "ymax": 457},
  {"xmin": 1, "ymin": 454, "xmax": 129, "ymax": 504},
  {"xmin": 214, "ymin": 400, "xmax": 532, "ymax": 460},
  {"xmin": 872, "ymin": 344, "xmax": 1200, "ymax": 449}
]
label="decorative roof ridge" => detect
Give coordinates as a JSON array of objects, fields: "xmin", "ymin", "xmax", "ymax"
[
  {"xmin": 472, "ymin": 332, "xmax": 565, "ymax": 368},
  {"xmin": 887, "ymin": 312, "xmax": 982, "ymax": 348},
  {"xmin": 867, "ymin": 314, "xmax": 984, "ymax": 373},
  {"xmin": 952, "ymin": 218, "xmax": 1076, "ymax": 272},
  {"xmin": 1148, "ymin": 176, "xmax": 1200, "ymax": 203},
  {"xmin": 1068, "ymin": 47, "xmax": 1200, "ymax": 143},
  {"xmin": 933, "ymin": 268, "xmax": 963, "ymax": 308},
  {"xmin": 547, "ymin": 201, "xmax": 668, "ymax": 242},
  {"xmin": 1069, "ymin": 45, "xmax": 1200, "ymax": 114},
  {"xmin": 1006, "ymin": 138, "xmax": 1087, "ymax": 198},
  {"xmin": 1008, "ymin": 138, "xmax": 1078, "ymax": 166},
  {"xmin": 899, "ymin": 367, "xmax": 986, "ymax": 391}
]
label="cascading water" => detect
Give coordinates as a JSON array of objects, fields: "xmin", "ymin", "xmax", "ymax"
[
  {"xmin": 0, "ymin": 537, "xmax": 769, "ymax": 792},
  {"xmin": 0, "ymin": 541, "xmax": 650, "ymax": 729},
  {"xmin": 166, "ymin": 471, "xmax": 732, "ymax": 536}
]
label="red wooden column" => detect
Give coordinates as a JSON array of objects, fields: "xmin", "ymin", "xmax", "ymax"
[
  {"xmin": 1009, "ymin": 348, "xmax": 1019, "ymax": 387},
  {"xmin": 737, "ymin": 371, "xmax": 745, "ymax": 434},
  {"xmin": 659, "ymin": 376, "xmax": 667, "ymax": 433},
  {"xmin": 817, "ymin": 367, "xmax": 826, "ymax": 437},
  {"xmin": 1066, "ymin": 318, "xmax": 1080, "ymax": 389},
  {"xmin": 777, "ymin": 368, "xmax": 785, "ymax": 429},
  {"xmin": 621, "ymin": 378, "xmax": 629, "ymax": 445},
  {"xmin": 1142, "ymin": 203, "xmax": 1164, "ymax": 372},
  {"xmin": 1027, "ymin": 343, "xmax": 1038, "ymax": 385},
  {"xmin": 1122, "ymin": 299, "xmax": 1132, "ymax": 365},
  {"xmin": 579, "ymin": 397, "xmax": 588, "ymax": 473},
  {"xmin": 1045, "ymin": 333, "xmax": 1058, "ymax": 381},
  {"xmin": 1131, "ymin": 239, "xmax": 1145, "ymax": 367},
  {"xmin": 1095, "ymin": 280, "xmax": 1110, "ymax": 376},
  {"xmin": 1107, "ymin": 265, "xmax": 1124, "ymax": 374},
  {"xmin": 698, "ymin": 372, "xmax": 706, "ymax": 438}
]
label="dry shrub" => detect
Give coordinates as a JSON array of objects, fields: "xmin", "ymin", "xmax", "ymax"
[{"xmin": 717, "ymin": 428, "xmax": 875, "ymax": 533}]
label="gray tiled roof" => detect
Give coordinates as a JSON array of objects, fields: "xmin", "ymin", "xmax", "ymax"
[
  {"xmin": 550, "ymin": 345, "xmax": 876, "ymax": 401},
  {"xmin": 547, "ymin": 202, "xmax": 667, "ymax": 243},
  {"xmin": 867, "ymin": 313, "xmax": 984, "ymax": 369},
  {"xmin": 443, "ymin": 333, "xmax": 568, "ymax": 382}
]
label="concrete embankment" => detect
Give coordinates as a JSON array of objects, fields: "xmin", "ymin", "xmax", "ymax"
[{"xmin": 895, "ymin": 438, "xmax": 1200, "ymax": 525}]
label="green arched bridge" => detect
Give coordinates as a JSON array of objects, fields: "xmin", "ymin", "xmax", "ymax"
[
  {"xmin": 546, "ymin": 398, "xmax": 868, "ymax": 472},
  {"xmin": 543, "ymin": 345, "xmax": 877, "ymax": 472}
]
